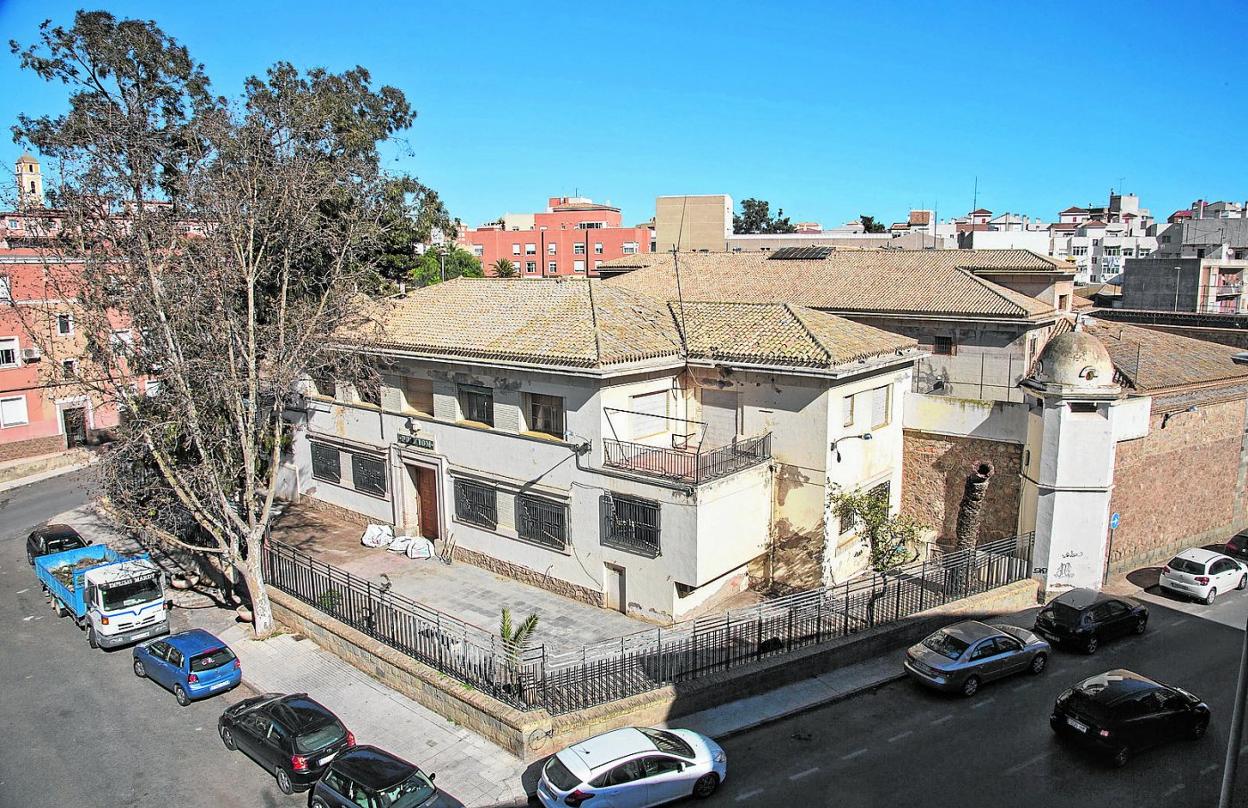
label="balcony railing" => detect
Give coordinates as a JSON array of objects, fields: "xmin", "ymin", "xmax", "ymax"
[
  {"xmin": 602, "ymin": 433, "xmax": 772, "ymax": 485},
  {"xmin": 1214, "ymin": 282, "xmax": 1243, "ymax": 296}
]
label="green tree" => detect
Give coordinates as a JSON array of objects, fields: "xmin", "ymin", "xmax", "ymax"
[
  {"xmin": 829, "ymin": 486, "xmax": 923, "ymax": 573},
  {"xmin": 410, "ymin": 247, "xmax": 483, "ymax": 287},
  {"xmin": 492, "ymin": 257, "xmax": 518, "ymax": 278},
  {"xmin": 732, "ymin": 198, "xmax": 797, "ymax": 234},
  {"xmin": 859, "ymin": 215, "xmax": 887, "ymax": 233}
]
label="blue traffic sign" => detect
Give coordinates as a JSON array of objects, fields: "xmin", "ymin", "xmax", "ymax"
[{"xmin": 1109, "ymin": 512, "xmax": 1121, "ymax": 530}]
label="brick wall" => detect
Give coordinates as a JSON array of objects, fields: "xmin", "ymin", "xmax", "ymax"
[
  {"xmin": 0, "ymin": 433, "xmax": 66, "ymax": 462},
  {"xmin": 1108, "ymin": 396, "xmax": 1248, "ymax": 572},
  {"xmin": 901, "ymin": 430, "xmax": 1023, "ymax": 545}
]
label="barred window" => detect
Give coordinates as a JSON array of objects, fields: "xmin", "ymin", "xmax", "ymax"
[
  {"xmin": 311, "ymin": 442, "xmax": 340, "ymax": 484},
  {"xmin": 454, "ymin": 479, "xmax": 497, "ymax": 529},
  {"xmin": 839, "ymin": 480, "xmax": 890, "ymax": 535},
  {"xmin": 516, "ymin": 495, "xmax": 567, "ymax": 550},
  {"xmin": 528, "ymin": 393, "xmax": 565, "ymax": 438},
  {"xmin": 351, "ymin": 455, "xmax": 387, "ymax": 497},
  {"xmin": 601, "ymin": 494, "xmax": 660, "ymax": 557},
  {"xmin": 458, "ymin": 385, "xmax": 494, "ymax": 426}
]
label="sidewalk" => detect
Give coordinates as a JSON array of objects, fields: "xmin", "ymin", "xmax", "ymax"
[{"xmin": 0, "ymin": 448, "xmax": 94, "ymax": 493}]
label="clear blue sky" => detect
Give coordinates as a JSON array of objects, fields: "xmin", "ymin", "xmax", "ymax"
[{"xmin": 2, "ymin": 1, "xmax": 1245, "ymax": 228}]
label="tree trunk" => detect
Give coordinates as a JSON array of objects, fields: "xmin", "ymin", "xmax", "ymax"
[
  {"xmin": 955, "ymin": 461, "xmax": 995, "ymax": 551},
  {"xmin": 237, "ymin": 542, "xmax": 274, "ymax": 639}
]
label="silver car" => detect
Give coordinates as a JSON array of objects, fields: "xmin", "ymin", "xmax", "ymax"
[{"xmin": 904, "ymin": 620, "xmax": 1051, "ymax": 697}]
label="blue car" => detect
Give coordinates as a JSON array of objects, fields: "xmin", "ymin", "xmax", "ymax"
[{"xmin": 132, "ymin": 628, "xmax": 241, "ymax": 706}]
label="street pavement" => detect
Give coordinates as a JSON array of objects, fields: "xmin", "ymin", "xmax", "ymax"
[{"xmin": 717, "ymin": 581, "xmax": 1248, "ymax": 807}]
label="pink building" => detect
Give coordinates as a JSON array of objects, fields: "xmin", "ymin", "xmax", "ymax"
[{"xmin": 461, "ymin": 196, "xmax": 653, "ymax": 278}]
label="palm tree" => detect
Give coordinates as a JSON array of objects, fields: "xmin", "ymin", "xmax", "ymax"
[
  {"xmin": 493, "ymin": 258, "xmax": 518, "ymax": 278},
  {"xmin": 500, "ymin": 607, "xmax": 539, "ymax": 662}
]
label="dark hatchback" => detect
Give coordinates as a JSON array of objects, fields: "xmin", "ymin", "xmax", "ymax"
[
  {"xmin": 218, "ymin": 693, "xmax": 355, "ymax": 794},
  {"xmin": 1051, "ymin": 669, "xmax": 1210, "ymax": 767},
  {"xmin": 26, "ymin": 524, "xmax": 89, "ymax": 565},
  {"xmin": 1033, "ymin": 588, "xmax": 1148, "ymax": 654},
  {"xmin": 310, "ymin": 745, "xmax": 440, "ymax": 808},
  {"xmin": 1225, "ymin": 532, "xmax": 1248, "ymax": 562}
]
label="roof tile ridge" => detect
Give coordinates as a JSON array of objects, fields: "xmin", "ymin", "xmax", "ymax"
[
  {"xmin": 785, "ymin": 303, "xmax": 833, "ymax": 366},
  {"xmin": 957, "ymin": 268, "xmax": 1034, "ymax": 316},
  {"xmin": 585, "ymin": 279, "xmax": 604, "ymax": 367}
]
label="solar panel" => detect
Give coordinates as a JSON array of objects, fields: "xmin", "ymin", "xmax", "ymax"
[{"xmin": 768, "ymin": 246, "xmax": 833, "ymax": 260}]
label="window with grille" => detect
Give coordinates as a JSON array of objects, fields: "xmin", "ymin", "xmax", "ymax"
[
  {"xmin": 310, "ymin": 442, "xmax": 340, "ymax": 484},
  {"xmin": 932, "ymin": 336, "xmax": 955, "ymax": 356},
  {"xmin": 351, "ymin": 454, "xmax": 387, "ymax": 496},
  {"xmin": 601, "ymin": 494, "xmax": 660, "ymax": 557},
  {"xmin": 517, "ymin": 495, "xmax": 567, "ymax": 550},
  {"xmin": 458, "ymin": 385, "xmax": 493, "ymax": 426},
  {"xmin": 0, "ymin": 337, "xmax": 17, "ymax": 368},
  {"xmin": 455, "ymin": 479, "xmax": 497, "ymax": 529},
  {"xmin": 56, "ymin": 313, "xmax": 73, "ymax": 335},
  {"xmin": 528, "ymin": 393, "xmax": 564, "ymax": 437}
]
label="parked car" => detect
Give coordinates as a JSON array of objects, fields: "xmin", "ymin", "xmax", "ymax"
[
  {"xmin": 1050, "ymin": 669, "xmax": 1210, "ymax": 767},
  {"xmin": 904, "ymin": 620, "xmax": 1050, "ymax": 697},
  {"xmin": 310, "ymin": 745, "xmax": 439, "ymax": 808},
  {"xmin": 1224, "ymin": 531, "xmax": 1248, "ymax": 562},
  {"xmin": 26, "ymin": 524, "xmax": 88, "ymax": 565},
  {"xmin": 218, "ymin": 692, "xmax": 355, "ymax": 794},
  {"xmin": 133, "ymin": 628, "xmax": 240, "ymax": 705},
  {"xmin": 536, "ymin": 726, "xmax": 726, "ymax": 808},
  {"xmin": 1033, "ymin": 589, "xmax": 1148, "ymax": 654},
  {"xmin": 1159, "ymin": 548, "xmax": 1247, "ymax": 605}
]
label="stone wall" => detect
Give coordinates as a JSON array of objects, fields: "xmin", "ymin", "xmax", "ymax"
[
  {"xmin": 901, "ymin": 430, "xmax": 1024, "ymax": 544},
  {"xmin": 1108, "ymin": 396, "xmax": 1248, "ymax": 572},
  {"xmin": 452, "ymin": 544, "xmax": 604, "ymax": 608},
  {"xmin": 0, "ymin": 434, "xmax": 65, "ymax": 462}
]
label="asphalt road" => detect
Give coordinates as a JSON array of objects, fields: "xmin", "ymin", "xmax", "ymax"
[
  {"xmin": 0, "ymin": 472, "xmax": 291, "ymax": 808},
  {"xmin": 718, "ymin": 581, "xmax": 1248, "ymax": 808}
]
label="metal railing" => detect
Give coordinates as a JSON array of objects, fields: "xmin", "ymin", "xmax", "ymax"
[{"xmin": 602, "ymin": 433, "xmax": 772, "ymax": 485}]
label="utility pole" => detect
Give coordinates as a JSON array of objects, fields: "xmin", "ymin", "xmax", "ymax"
[{"xmin": 1218, "ymin": 610, "xmax": 1248, "ymax": 808}]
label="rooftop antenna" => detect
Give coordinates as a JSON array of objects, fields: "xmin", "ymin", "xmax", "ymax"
[
  {"xmin": 972, "ymin": 176, "xmax": 978, "ymax": 215},
  {"xmin": 672, "ymin": 196, "xmax": 689, "ymax": 355}
]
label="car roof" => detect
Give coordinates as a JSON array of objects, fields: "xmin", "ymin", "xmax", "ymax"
[
  {"xmin": 332, "ymin": 745, "xmax": 418, "ymax": 789},
  {"xmin": 165, "ymin": 628, "xmax": 228, "ymax": 655},
  {"xmin": 268, "ymin": 694, "xmax": 340, "ymax": 732},
  {"xmin": 942, "ymin": 621, "xmax": 1001, "ymax": 643},
  {"xmin": 1075, "ymin": 669, "xmax": 1164, "ymax": 704},
  {"xmin": 563, "ymin": 728, "xmax": 657, "ymax": 772},
  {"xmin": 33, "ymin": 524, "xmax": 82, "ymax": 539},
  {"xmin": 1052, "ymin": 588, "xmax": 1115, "ymax": 609},
  {"xmin": 1173, "ymin": 547, "xmax": 1225, "ymax": 564}
]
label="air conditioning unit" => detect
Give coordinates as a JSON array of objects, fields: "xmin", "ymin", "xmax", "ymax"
[{"xmin": 21, "ymin": 347, "xmax": 41, "ymax": 361}]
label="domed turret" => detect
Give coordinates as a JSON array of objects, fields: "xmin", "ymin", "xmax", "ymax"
[{"xmin": 1026, "ymin": 325, "xmax": 1120, "ymax": 397}]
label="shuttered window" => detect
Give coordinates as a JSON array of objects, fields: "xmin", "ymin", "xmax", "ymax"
[
  {"xmin": 310, "ymin": 442, "xmax": 340, "ymax": 483},
  {"xmin": 629, "ymin": 390, "xmax": 667, "ymax": 439},
  {"xmin": 842, "ymin": 395, "xmax": 854, "ymax": 428},
  {"xmin": 870, "ymin": 385, "xmax": 891, "ymax": 429},
  {"xmin": 516, "ymin": 495, "xmax": 567, "ymax": 550},
  {"xmin": 0, "ymin": 395, "xmax": 29, "ymax": 427},
  {"xmin": 601, "ymin": 494, "xmax": 661, "ymax": 557},
  {"xmin": 402, "ymin": 377, "xmax": 434, "ymax": 415},
  {"xmin": 454, "ymin": 479, "xmax": 497, "ymax": 529},
  {"xmin": 351, "ymin": 455, "xmax": 387, "ymax": 497}
]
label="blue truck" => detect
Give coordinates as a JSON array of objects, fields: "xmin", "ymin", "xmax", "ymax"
[{"xmin": 35, "ymin": 544, "xmax": 169, "ymax": 650}]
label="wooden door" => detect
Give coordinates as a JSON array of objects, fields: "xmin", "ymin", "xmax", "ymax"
[{"xmin": 416, "ymin": 467, "xmax": 439, "ymax": 539}]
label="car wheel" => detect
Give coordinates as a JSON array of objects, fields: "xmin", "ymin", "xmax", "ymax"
[
  {"xmin": 174, "ymin": 685, "xmax": 190, "ymax": 707},
  {"xmin": 275, "ymin": 766, "xmax": 295, "ymax": 795},
  {"xmin": 961, "ymin": 675, "xmax": 982, "ymax": 697},
  {"xmin": 1110, "ymin": 746, "xmax": 1130, "ymax": 768},
  {"xmin": 1205, "ymin": 588, "xmax": 1218, "ymax": 606},
  {"xmin": 1191, "ymin": 718, "xmax": 1210, "ymax": 740},
  {"xmin": 133, "ymin": 659, "xmax": 146, "ymax": 678},
  {"xmin": 1030, "ymin": 653, "xmax": 1048, "ymax": 675},
  {"xmin": 1083, "ymin": 636, "xmax": 1098, "ymax": 655},
  {"xmin": 692, "ymin": 772, "xmax": 720, "ymax": 799},
  {"xmin": 1238, "ymin": 575, "xmax": 1247, "ymax": 592},
  {"xmin": 87, "ymin": 628, "xmax": 99, "ymax": 649},
  {"xmin": 1134, "ymin": 617, "xmax": 1147, "ymax": 635},
  {"xmin": 220, "ymin": 726, "xmax": 237, "ymax": 751},
  {"xmin": 311, "ymin": 798, "xmax": 330, "ymax": 808}
]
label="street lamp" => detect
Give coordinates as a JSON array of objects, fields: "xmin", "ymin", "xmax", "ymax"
[
  {"xmin": 831, "ymin": 432, "xmax": 873, "ymax": 463},
  {"xmin": 1174, "ymin": 266, "xmax": 1182, "ymax": 312},
  {"xmin": 1218, "ymin": 610, "xmax": 1248, "ymax": 808}
]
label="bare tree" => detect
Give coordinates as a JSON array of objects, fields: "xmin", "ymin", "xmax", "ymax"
[{"xmin": 9, "ymin": 11, "xmax": 414, "ymax": 636}]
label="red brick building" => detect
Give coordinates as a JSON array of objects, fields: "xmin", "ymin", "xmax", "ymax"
[{"xmin": 460, "ymin": 196, "xmax": 653, "ymax": 278}]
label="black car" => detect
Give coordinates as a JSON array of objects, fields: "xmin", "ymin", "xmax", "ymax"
[
  {"xmin": 218, "ymin": 693, "xmax": 355, "ymax": 794},
  {"xmin": 311, "ymin": 745, "xmax": 440, "ymax": 808},
  {"xmin": 1225, "ymin": 532, "xmax": 1248, "ymax": 562},
  {"xmin": 1051, "ymin": 669, "xmax": 1210, "ymax": 767},
  {"xmin": 26, "ymin": 524, "xmax": 89, "ymax": 565},
  {"xmin": 1033, "ymin": 588, "xmax": 1148, "ymax": 654}
]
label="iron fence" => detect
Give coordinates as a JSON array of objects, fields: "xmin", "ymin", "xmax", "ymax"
[
  {"xmin": 603, "ymin": 432, "xmax": 772, "ymax": 485},
  {"xmin": 264, "ymin": 531, "xmax": 1032, "ymax": 715}
]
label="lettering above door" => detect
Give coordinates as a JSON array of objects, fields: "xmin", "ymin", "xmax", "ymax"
[{"xmin": 398, "ymin": 433, "xmax": 435, "ymax": 451}]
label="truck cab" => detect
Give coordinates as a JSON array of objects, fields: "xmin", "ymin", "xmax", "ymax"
[{"xmin": 84, "ymin": 560, "xmax": 169, "ymax": 649}]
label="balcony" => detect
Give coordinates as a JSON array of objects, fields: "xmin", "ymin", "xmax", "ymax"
[
  {"xmin": 603, "ymin": 433, "xmax": 772, "ymax": 485},
  {"xmin": 1214, "ymin": 282, "xmax": 1243, "ymax": 297}
]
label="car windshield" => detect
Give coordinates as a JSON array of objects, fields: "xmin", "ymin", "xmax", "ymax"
[
  {"xmin": 294, "ymin": 721, "xmax": 346, "ymax": 754},
  {"xmin": 374, "ymin": 771, "xmax": 436, "ymax": 808},
  {"xmin": 922, "ymin": 631, "xmax": 969, "ymax": 660},
  {"xmin": 544, "ymin": 756, "xmax": 582, "ymax": 791},
  {"xmin": 190, "ymin": 646, "xmax": 236, "ymax": 672},
  {"xmin": 46, "ymin": 536, "xmax": 85, "ymax": 553},
  {"xmin": 101, "ymin": 577, "xmax": 162, "ymax": 610},
  {"xmin": 639, "ymin": 728, "xmax": 695, "ymax": 758},
  {"xmin": 1168, "ymin": 557, "xmax": 1206, "ymax": 575},
  {"xmin": 1042, "ymin": 602, "xmax": 1083, "ymax": 626}
]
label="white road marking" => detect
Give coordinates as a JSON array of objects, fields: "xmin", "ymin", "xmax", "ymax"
[
  {"xmin": 971, "ymin": 697, "xmax": 996, "ymax": 709},
  {"xmin": 788, "ymin": 767, "xmax": 819, "ymax": 781},
  {"xmin": 1005, "ymin": 752, "xmax": 1052, "ymax": 775},
  {"xmin": 735, "ymin": 788, "xmax": 765, "ymax": 801},
  {"xmin": 930, "ymin": 714, "xmax": 954, "ymax": 726},
  {"xmin": 1201, "ymin": 764, "xmax": 1220, "ymax": 775},
  {"xmin": 888, "ymin": 731, "xmax": 913, "ymax": 743},
  {"xmin": 1162, "ymin": 784, "xmax": 1185, "ymax": 798},
  {"xmin": 16, "ymin": 588, "xmax": 28, "ymax": 594},
  {"xmin": 841, "ymin": 748, "xmax": 869, "ymax": 761},
  {"xmin": 22, "ymin": 615, "xmax": 34, "ymax": 622}
]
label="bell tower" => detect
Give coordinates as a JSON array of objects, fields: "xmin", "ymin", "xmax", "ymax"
[{"xmin": 16, "ymin": 152, "xmax": 43, "ymax": 208}]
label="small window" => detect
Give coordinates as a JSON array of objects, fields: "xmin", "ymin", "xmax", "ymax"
[
  {"xmin": 0, "ymin": 337, "xmax": 18, "ymax": 368},
  {"xmin": 528, "ymin": 393, "xmax": 564, "ymax": 437},
  {"xmin": 622, "ymin": 242, "xmax": 639, "ymax": 255},
  {"xmin": 351, "ymin": 455, "xmax": 387, "ymax": 497},
  {"xmin": 310, "ymin": 442, "xmax": 341, "ymax": 484},
  {"xmin": 548, "ymin": 243, "xmax": 557, "ymax": 255},
  {"xmin": 547, "ymin": 261, "xmax": 558, "ymax": 274},
  {"xmin": 870, "ymin": 385, "xmax": 891, "ymax": 429},
  {"xmin": 471, "ymin": 244, "xmax": 484, "ymax": 257},
  {"xmin": 516, "ymin": 495, "xmax": 567, "ymax": 550},
  {"xmin": 601, "ymin": 493, "xmax": 661, "ymax": 557},
  {"xmin": 932, "ymin": 336, "xmax": 955, "ymax": 356},
  {"xmin": 525, "ymin": 243, "xmax": 536, "ymax": 255},
  {"xmin": 354, "ymin": 377, "xmax": 380, "ymax": 407},
  {"xmin": 454, "ymin": 479, "xmax": 497, "ymax": 529},
  {"xmin": 526, "ymin": 261, "xmax": 537, "ymax": 273},
  {"xmin": 573, "ymin": 243, "xmax": 586, "ymax": 255},
  {"xmin": 1069, "ymin": 402, "xmax": 1098, "ymax": 414},
  {"xmin": 0, "ymin": 275, "xmax": 10, "ymax": 300},
  {"xmin": 573, "ymin": 260, "xmax": 585, "ymax": 273},
  {"xmin": 594, "ymin": 242, "xmax": 604, "ymax": 255},
  {"xmin": 458, "ymin": 385, "xmax": 493, "ymax": 426},
  {"xmin": 511, "ymin": 243, "xmax": 521, "ymax": 256},
  {"xmin": 842, "ymin": 395, "xmax": 854, "ymax": 428},
  {"xmin": 0, "ymin": 395, "xmax": 29, "ymax": 427},
  {"xmin": 56, "ymin": 313, "xmax": 73, "ymax": 335},
  {"xmin": 402, "ymin": 377, "xmax": 433, "ymax": 415}
]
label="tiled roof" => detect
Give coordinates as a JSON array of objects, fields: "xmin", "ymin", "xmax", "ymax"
[
  {"xmin": 340, "ymin": 278, "xmax": 914, "ymax": 373},
  {"xmin": 1080, "ymin": 317, "xmax": 1248, "ymax": 393},
  {"xmin": 1060, "ymin": 206, "xmax": 1087, "ymax": 214},
  {"xmin": 601, "ymin": 249, "xmax": 1063, "ymax": 319}
]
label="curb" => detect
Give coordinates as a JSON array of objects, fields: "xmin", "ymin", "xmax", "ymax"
[
  {"xmin": 714, "ymin": 671, "xmax": 909, "ymax": 741},
  {"xmin": 0, "ymin": 460, "xmax": 93, "ymax": 493}
]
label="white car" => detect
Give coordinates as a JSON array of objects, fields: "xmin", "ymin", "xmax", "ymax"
[
  {"xmin": 536, "ymin": 726, "xmax": 726, "ymax": 808},
  {"xmin": 1159, "ymin": 548, "xmax": 1248, "ymax": 604}
]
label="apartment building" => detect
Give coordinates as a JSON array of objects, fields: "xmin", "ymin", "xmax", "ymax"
[
  {"xmin": 289, "ymin": 277, "xmax": 921, "ymax": 621},
  {"xmin": 460, "ymin": 196, "xmax": 652, "ymax": 278},
  {"xmin": 1121, "ymin": 218, "xmax": 1248, "ymax": 314},
  {"xmin": 1048, "ymin": 194, "xmax": 1157, "ymax": 284}
]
